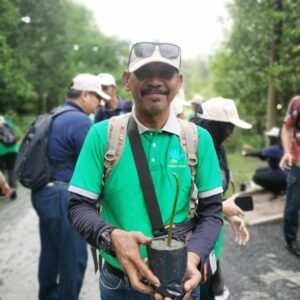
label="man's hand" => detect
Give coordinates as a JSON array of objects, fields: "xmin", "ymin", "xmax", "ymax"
[
  {"xmin": 279, "ymin": 153, "xmax": 293, "ymax": 171},
  {"xmin": 228, "ymin": 216, "xmax": 250, "ymax": 246},
  {"xmin": 110, "ymin": 229, "xmax": 160, "ymax": 295},
  {"xmin": 182, "ymin": 252, "xmax": 201, "ymax": 300},
  {"xmin": 242, "ymin": 144, "xmax": 255, "ymax": 152},
  {"xmin": 0, "ymin": 172, "xmax": 12, "ymax": 197},
  {"xmin": 223, "ymin": 193, "xmax": 245, "ymax": 218}
]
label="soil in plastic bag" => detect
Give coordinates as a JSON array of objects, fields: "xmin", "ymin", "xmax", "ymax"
[{"xmin": 147, "ymin": 236, "xmax": 187, "ymax": 299}]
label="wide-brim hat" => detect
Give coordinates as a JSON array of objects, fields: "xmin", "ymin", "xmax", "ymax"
[{"xmin": 200, "ymin": 97, "xmax": 252, "ymax": 129}]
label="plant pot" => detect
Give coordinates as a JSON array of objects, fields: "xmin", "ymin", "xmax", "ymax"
[{"xmin": 147, "ymin": 235, "xmax": 187, "ymax": 299}]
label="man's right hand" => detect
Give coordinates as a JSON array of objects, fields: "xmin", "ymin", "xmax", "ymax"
[
  {"xmin": 279, "ymin": 153, "xmax": 293, "ymax": 170},
  {"xmin": 110, "ymin": 229, "xmax": 160, "ymax": 295}
]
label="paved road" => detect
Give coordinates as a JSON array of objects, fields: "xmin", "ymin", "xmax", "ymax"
[
  {"xmin": 0, "ymin": 188, "xmax": 299, "ymax": 300},
  {"xmin": 222, "ymin": 220, "xmax": 300, "ymax": 300},
  {"xmin": 0, "ymin": 187, "xmax": 98, "ymax": 300}
]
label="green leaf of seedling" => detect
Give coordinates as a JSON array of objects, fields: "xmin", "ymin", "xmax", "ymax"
[{"xmin": 167, "ymin": 172, "xmax": 180, "ymax": 247}]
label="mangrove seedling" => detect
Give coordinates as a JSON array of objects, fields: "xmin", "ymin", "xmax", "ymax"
[{"xmin": 167, "ymin": 172, "xmax": 180, "ymax": 247}]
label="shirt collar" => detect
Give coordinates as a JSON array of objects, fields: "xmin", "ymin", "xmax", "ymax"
[
  {"xmin": 64, "ymin": 99, "xmax": 85, "ymax": 113},
  {"xmin": 132, "ymin": 105, "xmax": 180, "ymax": 136}
]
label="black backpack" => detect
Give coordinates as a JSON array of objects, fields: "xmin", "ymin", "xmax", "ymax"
[
  {"xmin": 0, "ymin": 123, "xmax": 18, "ymax": 146},
  {"xmin": 15, "ymin": 105, "xmax": 77, "ymax": 190}
]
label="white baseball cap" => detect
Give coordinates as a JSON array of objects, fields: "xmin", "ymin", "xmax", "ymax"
[
  {"xmin": 128, "ymin": 42, "xmax": 181, "ymax": 72},
  {"xmin": 98, "ymin": 73, "xmax": 116, "ymax": 86},
  {"xmin": 71, "ymin": 73, "xmax": 110, "ymax": 101},
  {"xmin": 200, "ymin": 97, "xmax": 252, "ymax": 129},
  {"xmin": 171, "ymin": 95, "xmax": 185, "ymax": 116},
  {"xmin": 265, "ymin": 127, "xmax": 280, "ymax": 137},
  {"xmin": 190, "ymin": 95, "xmax": 204, "ymax": 105}
]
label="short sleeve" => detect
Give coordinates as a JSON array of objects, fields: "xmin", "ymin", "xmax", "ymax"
[
  {"xmin": 284, "ymin": 98, "xmax": 300, "ymax": 128},
  {"xmin": 69, "ymin": 121, "xmax": 108, "ymax": 199}
]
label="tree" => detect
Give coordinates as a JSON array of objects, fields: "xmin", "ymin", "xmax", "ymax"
[
  {"xmin": 182, "ymin": 56, "xmax": 214, "ymax": 100},
  {"xmin": 0, "ymin": 0, "xmax": 33, "ymax": 112},
  {"xmin": 0, "ymin": 0, "xmax": 130, "ymax": 115},
  {"xmin": 210, "ymin": 0, "xmax": 300, "ymax": 134}
]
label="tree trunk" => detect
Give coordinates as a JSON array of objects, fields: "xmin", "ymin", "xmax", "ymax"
[
  {"xmin": 266, "ymin": 0, "xmax": 283, "ymax": 131},
  {"xmin": 267, "ymin": 78, "xmax": 277, "ymax": 130}
]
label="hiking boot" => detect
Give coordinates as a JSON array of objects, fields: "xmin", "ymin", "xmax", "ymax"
[
  {"xmin": 286, "ymin": 241, "xmax": 300, "ymax": 257},
  {"xmin": 215, "ymin": 286, "xmax": 230, "ymax": 300}
]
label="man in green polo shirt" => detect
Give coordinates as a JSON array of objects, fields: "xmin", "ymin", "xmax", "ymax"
[{"xmin": 68, "ymin": 41, "xmax": 223, "ymax": 300}]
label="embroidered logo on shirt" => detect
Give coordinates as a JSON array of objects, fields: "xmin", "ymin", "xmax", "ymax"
[{"xmin": 168, "ymin": 148, "xmax": 186, "ymax": 168}]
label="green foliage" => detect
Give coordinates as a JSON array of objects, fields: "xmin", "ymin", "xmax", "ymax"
[
  {"xmin": 226, "ymin": 151, "xmax": 266, "ymax": 195},
  {"xmin": 0, "ymin": 0, "xmax": 130, "ymax": 115},
  {"xmin": 0, "ymin": 0, "xmax": 34, "ymax": 107},
  {"xmin": 225, "ymin": 127, "xmax": 266, "ymax": 154},
  {"xmin": 210, "ymin": 0, "xmax": 300, "ymax": 135},
  {"xmin": 182, "ymin": 57, "xmax": 214, "ymax": 100}
]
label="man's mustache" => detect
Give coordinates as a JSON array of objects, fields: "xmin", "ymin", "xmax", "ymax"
[{"xmin": 141, "ymin": 87, "xmax": 168, "ymax": 96}]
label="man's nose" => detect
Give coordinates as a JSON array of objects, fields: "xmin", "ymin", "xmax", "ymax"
[{"xmin": 147, "ymin": 73, "xmax": 163, "ymax": 85}]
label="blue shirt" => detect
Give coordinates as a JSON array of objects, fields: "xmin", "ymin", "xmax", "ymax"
[
  {"xmin": 48, "ymin": 100, "xmax": 92, "ymax": 182},
  {"xmin": 94, "ymin": 100, "xmax": 126, "ymax": 122},
  {"xmin": 263, "ymin": 144, "xmax": 287, "ymax": 177}
]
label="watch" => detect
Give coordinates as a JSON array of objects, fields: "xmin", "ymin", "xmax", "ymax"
[{"xmin": 98, "ymin": 227, "xmax": 116, "ymax": 257}]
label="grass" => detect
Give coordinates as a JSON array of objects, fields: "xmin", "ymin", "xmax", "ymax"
[{"xmin": 226, "ymin": 151, "xmax": 266, "ymax": 195}]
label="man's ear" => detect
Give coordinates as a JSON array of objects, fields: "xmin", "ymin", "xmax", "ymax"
[
  {"xmin": 81, "ymin": 90, "xmax": 89, "ymax": 101},
  {"xmin": 122, "ymin": 71, "xmax": 131, "ymax": 91},
  {"xmin": 177, "ymin": 73, "xmax": 183, "ymax": 91}
]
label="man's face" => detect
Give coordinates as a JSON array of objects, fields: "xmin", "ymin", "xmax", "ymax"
[
  {"xmin": 122, "ymin": 62, "xmax": 182, "ymax": 117},
  {"xmin": 102, "ymin": 85, "xmax": 117, "ymax": 98},
  {"xmin": 82, "ymin": 91, "xmax": 101, "ymax": 114}
]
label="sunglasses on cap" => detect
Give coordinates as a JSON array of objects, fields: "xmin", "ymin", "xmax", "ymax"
[
  {"xmin": 132, "ymin": 42, "xmax": 180, "ymax": 59},
  {"xmin": 128, "ymin": 42, "xmax": 181, "ymax": 70}
]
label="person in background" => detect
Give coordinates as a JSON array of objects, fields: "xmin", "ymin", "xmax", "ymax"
[
  {"xmin": 243, "ymin": 127, "xmax": 287, "ymax": 198},
  {"xmin": 193, "ymin": 97, "xmax": 251, "ymax": 300},
  {"xmin": 0, "ymin": 115, "xmax": 18, "ymax": 200},
  {"xmin": 68, "ymin": 41, "xmax": 223, "ymax": 300},
  {"xmin": 279, "ymin": 95, "xmax": 300, "ymax": 257},
  {"xmin": 31, "ymin": 73, "xmax": 110, "ymax": 300},
  {"xmin": 94, "ymin": 73, "xmax": 131, "ymax": 122},
  {"xmin": 189, "ymin": 95, "xmax": 204, "ymax": 124}
]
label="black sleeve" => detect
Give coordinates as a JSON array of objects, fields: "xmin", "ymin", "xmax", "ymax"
[
  {"xmin": 68, "ymin": 192, "xmax": 116, "ymax": 248},
  {"xmin": 188, "ymin": 193, "xmax": 223, "ymax": 262},
  {"xmin": 244, "ymin": 150, "xmax": 266, "ymax": 160}
]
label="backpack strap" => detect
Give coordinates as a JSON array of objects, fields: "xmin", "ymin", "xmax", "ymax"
[
  {"xmin": 103, "ymin": 115, "xmax": 199, "ymax": 217},
  {"xmin": 50, "ymin": 105, "xmax": 79, "ymax": 172},
  {"xmin": 103, "ymin": 113, "xmax": 131, "ymax": 181},
  {"xmin": 177, "ymin": 118, "xmax": 199, "ymax": 218},
  {"xmin": 51, "ymin": 105, "xmax": 78, "ymax": 117},
  {"xmin": 177, "ymin": 119, "xmax": 198, "ymax": 175}
]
